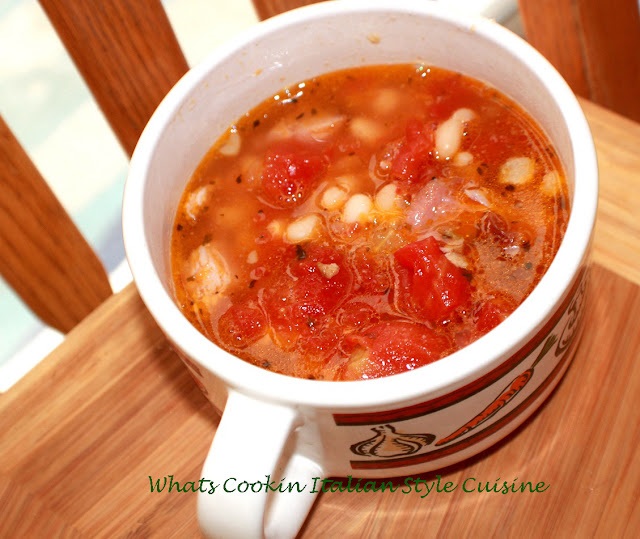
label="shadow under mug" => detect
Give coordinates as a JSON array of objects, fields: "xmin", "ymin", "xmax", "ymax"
[{"xmin": 123, "ymin": 1, "xmax": 598, "ymax": 537}]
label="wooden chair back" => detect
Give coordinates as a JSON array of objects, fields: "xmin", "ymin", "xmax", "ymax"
[
  {"xmin": 6, "ymin": 0, "xmax": 637, "ymax": 335},
  {"xmin": 519, "ymin": 0, "xmax": 640, "ymax": 122},
  {"xmin": 0, "ymin": 0, "xmax": 324, "ymax": 335}
]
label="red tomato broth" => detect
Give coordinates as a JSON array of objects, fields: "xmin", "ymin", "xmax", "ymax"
[{"xmin": 170, "ymin": 64, "xmax": 570, "ymax": 381}]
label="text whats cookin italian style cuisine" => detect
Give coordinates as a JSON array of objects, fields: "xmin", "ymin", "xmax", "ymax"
[{"xmin": 149, "ymin": 474, "xmax": 549, "ymax": 497}]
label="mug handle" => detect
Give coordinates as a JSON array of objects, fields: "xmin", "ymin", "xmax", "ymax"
[{"xmin": 198, "ymin": 390, "xmax": 323, "ymax": 539}]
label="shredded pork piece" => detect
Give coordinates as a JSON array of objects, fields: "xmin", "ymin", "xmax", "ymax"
[
  {"xmin": 183, "ymin": 244, "xmax": 230, "ymax": 303},
  {"xmin": 184, "ymin": 185, "xmax": 213, "ymax": 221}
]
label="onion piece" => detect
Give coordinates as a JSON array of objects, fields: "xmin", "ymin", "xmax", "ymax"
[
  {"xmin": 444, "ymin": 251, "xmax": 469, "ymax": 269},
  {"xmin": 317, "ymin": 262, "xmax": 340, "ymax": 279},
  {"xmin": 305, "ymin": 114, "xmax": 347, "ymax": 142},
  {"xmin": 464, "ymin": 187, "xmax": 491, "ymax": 207},
  {"xmin": 502, "ymin": 244, "xmax": 522, "ymax": 258},
  {"xmin": 440, "ymin": 234, "xmax": 464, "ymax": 253},
  {"xmin": 541, "ymin": 170, "xmax": 561, "ymax": 196},
  {"xmin": 453, "ymin": 151, "xmax": 473, "ymax": 166},
  {"xmin": 499, "ymin": 157, "xmax": 534, "ymax": 185},
  {"xmin": 268, "ymin": 114, "xmax": 346, "ymax": 143},
  {"xmin": 406, "ymin": 177, "xmax": 459, "ymax": 228},
  {"xmin": 218, "ymin": 130, "xmax": 241, "ymax": 156},
  {"xmin": 267, "ymin": 220, "xmax": 285, "ymax": 238}
]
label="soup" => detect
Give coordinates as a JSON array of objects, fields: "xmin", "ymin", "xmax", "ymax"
[{"xmin": 170, "ymin": 64, "xmax": 570, "ymax": 381}]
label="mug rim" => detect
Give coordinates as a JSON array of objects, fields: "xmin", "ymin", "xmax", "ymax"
[{"xmin": 123, "ymin": 0, "xmax": 598, "ymax": 409}]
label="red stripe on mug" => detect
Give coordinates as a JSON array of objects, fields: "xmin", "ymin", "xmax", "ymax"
[{"xmin": 349, "ymin": 322, "xmax": 583, "ymax": 470}]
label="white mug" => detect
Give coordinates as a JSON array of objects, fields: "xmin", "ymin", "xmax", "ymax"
[{"xmin": 123, "ymin": 1, "xmax": 598, "ymax": 537}]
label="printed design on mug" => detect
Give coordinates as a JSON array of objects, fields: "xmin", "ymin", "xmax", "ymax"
[
  {"xmin": 555, "ymin": 275, "xmax": 587, "ymax": 357},
  {"xmin": 435, "ymin": 270, "xmax": 587, "ymax": 447},
  {"xmin": 436, "ymin": 333, "xmax": 557, "ymax": 446},
  {"xmin": 344, "ymin": 267, "xmax": 590, "ymax": 470},
  {"xmin": 437, "ymin": 268, "xmax": 589, "ymax": 446},
  {"xmin": 351, "ymin": 424, "xmax": 435, "ymax": 458}
]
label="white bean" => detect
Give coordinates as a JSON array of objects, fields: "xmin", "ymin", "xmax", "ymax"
[
  {"xmin": 374, "ymin": 183, "xmax": 398, "ymax": 212},
  {"xmin": 435, "ymin": 108, "xmax": 475, "ymax": 160},
  {"xmin": 374, "ymin": 88, "xmax": 401, "ymax": 115},
  {"xmin": 342, "ymin": 193, "xmax": 373, "ymax": 223},
  {"xmin": 320, "ymin": 185, "xmax": 349, "ymax": 210},
  {"xmin": 285, "ymin": 214, "xmax": 322, "ymax": 243},
  {"xmin": 350, "ymin": 117, "xmax": 385, "ymax": 144},
  {"xmin": 500, "ymin": 157, "xmax": 534, "ymax": 185},
  {"xmin": 246, "ymin": 250, "xmax": 258, "ymax": 264},
  {"xmin": 452, "ymin": 108, "xmax": 475, "ymax": 122}
]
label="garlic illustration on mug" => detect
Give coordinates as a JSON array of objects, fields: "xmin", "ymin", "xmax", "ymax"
[{"xmin": 351, "ymin": 424, "xmax": 436, "ymax": 458}]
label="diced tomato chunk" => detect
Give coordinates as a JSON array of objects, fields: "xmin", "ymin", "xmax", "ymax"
[
  {"xmin": 336, "ymin": 301, "xmax": 379, "ymax": 331},
  {"xmin": 261, "ymin": 142, "xmax": 327, "ymax": 208},
  {"xmin": 287, "ymin": 246, "xmax": 352, "ymax": 313},
  {"xmin": 218, "ymin": 301, "xmax": 267, "ymax": 348},
  {"xmin": 296, "ymin": 324, "xmax": 340, "ymax": 360},
  {"xmin": 390, "ymin": 118, "xmax": 435, "ymax": 185},
  {"xmin": 342, "ymin": 320, "xmax": 451, "ymax": 379},
  {"xmin": 350, "ymin": 246, "xmax": 390, "ymax": 295},
  {"xmin": 394, "ymin": 236, "xmax": 471, "ymax": 323},
  {"xmin": 261, "ymin": 246, "xmax": 352, "ymax": 348},
  {"xmin": 475, "ymin": 295, "xmax": 516, "ymax": 335}
]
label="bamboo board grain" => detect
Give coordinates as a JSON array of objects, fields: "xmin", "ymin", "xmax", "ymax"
[
  {"xmin": 1, "ymin": 97, "xmax": 639, "ymax": 538},
  {"xmin": 1, "ymin": 263, "xmax": 638, "ymax": 537},
  {"xmin": 581, "ymin": 98, "xmax": 640, "ymax": 287}
]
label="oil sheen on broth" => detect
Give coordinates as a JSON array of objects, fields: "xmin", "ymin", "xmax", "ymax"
[{"xmin": 170, "ymin": 64, "xmax": 570, "ymax": 381}]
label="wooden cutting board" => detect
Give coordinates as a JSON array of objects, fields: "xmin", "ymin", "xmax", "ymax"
[
  {"xmin": 1, "ymin": 261, "xmax": 638, "ymax": 537},
  {"xmin": 1, "ymin": 99, "xmax": 639, "ymax": 537}
]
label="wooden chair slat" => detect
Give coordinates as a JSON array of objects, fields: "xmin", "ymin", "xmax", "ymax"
[
  {"xmin": 6, "ymin": 0, "xmax": 635, "ymax": 339},
  {"xmin": 519, "ymin": 0, "xmax": 640, "ymax": 122},
  {"xmin": 38, "ymin": 0, "xmax": 190, "ymax": 156},
  {"xmin": 251, "ymin": 0, "xmax": 326, "ymax": 20},
  {"xmin": 0, "ymin": 117, "xmax": 112, "ymax": 334}
]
